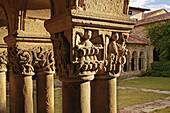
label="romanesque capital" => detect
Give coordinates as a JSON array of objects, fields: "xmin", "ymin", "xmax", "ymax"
[
  {"xmin": 8, "ymin": 46, "xmax": 34, "ymax": 76},
  {"xmin": 45, "ymin": 0, "xmax": 136, "ymax": 81},
  {"xmin": 32, "ymin": 47, "xmax": 55, "ymax": 74},
  {"xmin": 0, "ymin": 51, "xmax": 8, "ymax": 72},
  {"xmin": 96, "ymin": 31, "xmax": 129, "ymax": 78},
  {"xmin": 8, "ymin": 46, "xmax": 55, "ymax": 76},
  {"xmin": 50, "ymin": 27, "xmax": 129, "ymax": 80}
]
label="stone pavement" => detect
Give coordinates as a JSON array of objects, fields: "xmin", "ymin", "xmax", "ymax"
[
  {"xmin": 118, "ymin": 87, "xmax": 170, "ymax": 113},
  {"xmin": 118, "ymin": 86, "xmax": 170, "ymax": 95}
]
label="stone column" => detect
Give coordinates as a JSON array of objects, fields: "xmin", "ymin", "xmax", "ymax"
[
  {"xmin": 6, "ymin": 44, "xmax": 34, "ymax": 113},
  {"xmin": 47, "ymin": 30, "xmax": 99, "ymax": 113},
  {"xmin": 129, "ymin": 57, "xmax": 132, "ymax": 71},
  {"xmin": 0, "ymin": 51, "xmax": 7, "ymax": 113},
  {"xmin": 126, "ymin": 57, "xmax": 130, "ymax": 71},
  {"xmin": 62, "ymin": 79, "xmax": 92, "ymax": 113},
  {"xmin": 91, "ymin": 76, "xmax": 117, "ymax": 113},
  {"xmin": 9, "ymin": 66, "xmax": 15, "ymax": 113},
  {"xmin": 32, "ymin": 47, "xmax": 55, "ymax": 113},
  {"xmin": 136, "ymin": 56, "xmax": 139, "ymax": 71},
  {"xmin": 134, "ymin": 58, "xmax": 137, "ymax": 71},
  {"xmin": 91, "ymin": 32, "xmax": 128, "ymax": 113}
]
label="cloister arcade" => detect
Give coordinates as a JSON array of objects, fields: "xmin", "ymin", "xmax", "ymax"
[
  {"xmin": 123, "ymin": 50, "xmax": 147, "ymax": 72},
  {"xmin": 0, "ymin": 0, "xmax": 136, "ymax": 113}
]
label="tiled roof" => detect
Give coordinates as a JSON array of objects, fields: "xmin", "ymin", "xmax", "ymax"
[
  {"xmin": 136, "ymin": 12, "xmax": 170, "ymax": 26},
  {"xmin": 144, "ymin": 9, "xmax": 168, "ymax": 18},
  {"xmin": 127, "ymin": 36, "xmax": 148, "ymax": 44}
]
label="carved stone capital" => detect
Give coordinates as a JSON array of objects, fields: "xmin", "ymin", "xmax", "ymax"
[
  {"xmin": 8, "ymin": 46, "xmax": 55, "ymax": 76},
  {"xmin": 0, "ymin": 51, "xmax": 8, "ymax": 72},
  {"xmin": 51, "ymin": 28, "xmax": 129, "ymax": 80},
  {"xmin": 96, "ymin": 31, "xmax": 129, "ymax": 78},
  {"xmin": 8, "ymin": 46, "xmax": 34, "ymax": 76},
  {"xmin": 32, "ymin": 47, "xmax": 55, "ymax": 74}
]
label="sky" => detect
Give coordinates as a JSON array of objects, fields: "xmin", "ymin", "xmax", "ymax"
[{"xmin": 130, "ymin": 0, "xmax": 170, "ymax": 12}]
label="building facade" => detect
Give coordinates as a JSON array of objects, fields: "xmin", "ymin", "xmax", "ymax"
[{"xmin": 120, "ymin": 7, "xmax": 170, "ymax": 78}]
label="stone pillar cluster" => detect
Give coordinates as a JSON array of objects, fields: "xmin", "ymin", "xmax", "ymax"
[
  {"xmin": 0, "ymin": 0, "xmax": 135, "ymax": 113},
  {"xmin": 3, "ymin": 35, "xmax": 55, "ymax": 113},
  {"xmin": 44, "ymin": 0, "xmax": 135, "ymax": 112}
]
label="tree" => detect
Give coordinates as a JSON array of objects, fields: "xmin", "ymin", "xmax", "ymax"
[
  {"xmin": 146, "ymin": 20, "xmax": 170, "ymax": 61},
  {"xmin": 145, "ymin": 20, "xmax": 170, "ymax": 77}
]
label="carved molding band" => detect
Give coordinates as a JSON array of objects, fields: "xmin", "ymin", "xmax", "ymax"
[{"xmin": 8, "ymin": 46, "xmax": 55, "ymax": 76}]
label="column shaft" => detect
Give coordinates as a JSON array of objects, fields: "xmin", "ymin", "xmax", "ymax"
[
  {"xmin": 9, "ymin": 70, "xmax": 15, "ymax": 113},
  {"xmin": 137, "ymin": 57, "xmax": 139, "ymax": 71},
  {"xmin": 0, "ymin": 72, "xmax": 6, "ymax": 113},
  {"xmin": 14, "ymin": 75, "xmax": 33, "ymax": 113},
  {"xmin": 62, "ymin": 81, "xmax": 91, "ymax": 113},
  {"xmin": 91, "ymin": 78, "xmax": 117, "ymax": 113},
  {"xmin": 36, "ymin": 73, "xmax": 54, "ymax": 113}
]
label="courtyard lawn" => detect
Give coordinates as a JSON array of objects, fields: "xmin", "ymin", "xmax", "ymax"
[
  {"xmin": 118, "ymin": 77, "xmax": 170, "ymax": 91},
  {"xmin": 150, "ymin": 106, "xmax": 170, "ymax": 113},
  {"xmin": 117, "ymin": 89, "xmax": 169, "ymax": 110}
]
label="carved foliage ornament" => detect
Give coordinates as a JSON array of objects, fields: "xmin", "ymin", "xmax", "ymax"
[
  {"xmin": 8, "ymin": 46, "xmax": 55, "ymax": 76},
  {"xmin": 0, "ymin": 51, "xmax": 8, "ymax": 72}
]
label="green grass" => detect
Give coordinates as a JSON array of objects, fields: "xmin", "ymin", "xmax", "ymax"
[
  {"xmin": 117, "ymin": 89, "xmax": 169, "ymax": 110},
  {"xmin": 118, "ymin": 77, "xmax": 170, "ymax": 91},
  {"xmin": 150, "ymin": 106, "xmax": 170, "ymax": 113},
  {"xmin": 7, "ymin": 88, "xmax": 169, "ymax": 112}
]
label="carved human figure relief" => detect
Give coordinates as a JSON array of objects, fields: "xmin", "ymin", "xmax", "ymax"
[
  {"xmin": 53, "ymin": 32, "xmax": 70, "ymax": 77},
  {"xmin": 73, "ymin": 29, "xmax": 102, "ymax": 76},
  {"xmin": 107, "ymin": 32, "xmax": 119, "ymax": 73},
  {"xmin": 115, "ymin": 33, "xmax": 128, "ymax": 74}
]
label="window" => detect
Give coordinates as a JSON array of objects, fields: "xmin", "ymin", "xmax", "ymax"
[{"xmin": 128, "ymin": 11, "xmax": 132, "ymax": 15}]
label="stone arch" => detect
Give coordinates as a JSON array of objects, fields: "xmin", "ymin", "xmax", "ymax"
[
  {"xmin": 123, "ymin": 51, "xmax": 130, "ymax": 72},
  {"xmin": 139, "ymin": 51, "xmax": 145, "ymax": 70},
  {"xmin": 0, "ymin": 0, "xmax": 12, "ymax": 34},
  {"xmin": 131, "ymin": 51, "xmax": 137, "ymax": 71}
]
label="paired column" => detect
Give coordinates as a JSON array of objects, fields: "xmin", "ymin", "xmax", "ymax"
[
  {"xmin": 0, "ymin": 51, "xmax": 7, "ymax": 113},
  {"xmin": 33, "ymin": 47, "xmax": 55, "ymax": 113}
]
